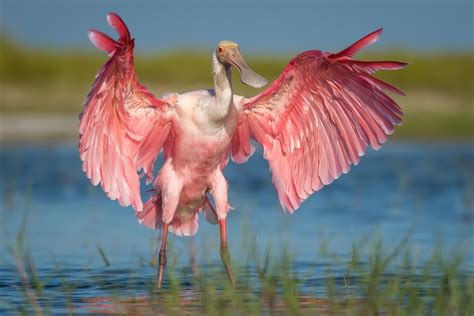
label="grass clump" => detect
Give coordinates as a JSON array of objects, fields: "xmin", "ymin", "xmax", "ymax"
[{"xmin": 4, "ymin": 210, "xmax": 473, "ymax": 315}]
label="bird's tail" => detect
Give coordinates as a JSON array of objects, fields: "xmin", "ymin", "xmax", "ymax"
[
  {"xmin": 167, "ymin": 213, "xmax": 200, "ymax": 237},
  {"xmin": 136, "ymin": 194, "xmax": 201, "ymax": 236}
]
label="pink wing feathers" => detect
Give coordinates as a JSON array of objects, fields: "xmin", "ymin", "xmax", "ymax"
[
  {"xmin": 231, "ymin": 28, "xmax": 407, "ymax": 212},
  {"xmin": 79, "ymin": 13, "xmax": 174, "ymax": 212}
]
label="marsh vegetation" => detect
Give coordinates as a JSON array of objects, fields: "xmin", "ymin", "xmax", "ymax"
[{"xmin": 1, "ymin": 36, "xmax": 473, "ymax": 139}]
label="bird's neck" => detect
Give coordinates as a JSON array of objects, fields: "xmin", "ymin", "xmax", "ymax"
[{"xmin": 211, "ymin": 53, "xmax": 235, "ymax": 123}]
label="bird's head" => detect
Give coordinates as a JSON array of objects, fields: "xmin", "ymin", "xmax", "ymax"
[{"xmin": 215, "ymin": 40, "xmax": 267, "ymax": 88}]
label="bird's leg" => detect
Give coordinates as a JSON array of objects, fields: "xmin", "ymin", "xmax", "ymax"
[
  {"xmin": 219, "ymin": 218, "xmax": 236, "ymax": 288},
  {"xmin": 157, "ymin": 223, "xmax": 169, "ymax": 289},
  {"xmin": 189, "ymin": 238, "xmax": 201, "ymax": 279}
]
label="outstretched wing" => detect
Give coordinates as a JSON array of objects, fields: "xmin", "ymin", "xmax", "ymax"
[
  {"xmin": 79, "ymin": 13, "xmax": 174, "ymax": 212},
  {"xmin": 231, "ymin": 28, "xmax": 407, "ymax": 212}
]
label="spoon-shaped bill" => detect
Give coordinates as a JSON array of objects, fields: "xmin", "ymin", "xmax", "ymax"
[{"xmin": 226, "ymin": 48, "xmax": 267, "ymax": 88}]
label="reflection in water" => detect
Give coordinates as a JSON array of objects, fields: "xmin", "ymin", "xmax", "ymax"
[{"xmin": 79, "ymin": 293, "xmax": 365, "ymax": 314}]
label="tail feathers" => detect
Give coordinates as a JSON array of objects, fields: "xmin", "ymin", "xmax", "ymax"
[
  {"xmin": 136, "ymin": 194, "xmax": 200, "ymax": 236},
  {"xmin": 331, "ymin": 28, "xmax": 383, "ymax": 61},
  {"xmin": 169, "ymin": 215, "xmax": 199, "ymax": 236}
]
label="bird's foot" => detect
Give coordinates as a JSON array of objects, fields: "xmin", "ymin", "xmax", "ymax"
[
  {"xmin": 220, "ymin": 243, "xmax": 236, "ymax": 288},
  {"xmin": 157, "ymin": 249, "xmax": 167, "ymax": 289}
]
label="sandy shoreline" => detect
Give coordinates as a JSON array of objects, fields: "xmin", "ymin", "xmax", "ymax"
[{"xmin": 0, "ymin": 115, "xmax": 79, "ymax": 142}]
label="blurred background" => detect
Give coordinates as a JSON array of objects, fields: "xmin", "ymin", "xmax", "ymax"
[
  {"xmin": 0, "ymin": 0, "xmax": 473, "ymax": 313},
  {"xmin": 1, "ymin": 1, "xmax": 473, "ymax": 140}
]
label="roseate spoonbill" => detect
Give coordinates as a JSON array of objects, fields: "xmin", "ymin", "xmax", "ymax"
[{"xmin": 79, "ymin": 13, "xmax": 406, "ymax": 288}]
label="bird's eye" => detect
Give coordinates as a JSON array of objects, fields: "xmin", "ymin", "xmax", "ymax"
[{"xmin": 217, "ymin": 47, "xmax": 223, "ymax": 54}]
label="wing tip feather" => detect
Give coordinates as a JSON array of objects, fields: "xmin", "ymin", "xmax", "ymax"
[
  {"xmin": 331, "ymin": 27, "xmax": 384, "ymax": 61},
  {"xmin": 88, "ymin": 29, "xmax": 119, "ymax": 55},
  {"xmin": 106, "ymin": 12, "xmax": 131, "ymax": 42}
]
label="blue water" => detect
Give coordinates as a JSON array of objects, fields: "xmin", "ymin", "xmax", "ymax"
[{"xmin": 0, "ymin": 141, "xmax": 473, "ymax": 312}]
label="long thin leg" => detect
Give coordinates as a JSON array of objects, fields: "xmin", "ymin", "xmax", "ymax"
[
  {"xmin": 219, "ymin": 218, "xmax": 236, "ymax": 288},
  {"xmin": 157, "ymin": 223, "xmax": 169, "ymax": 289},
  {"xmin": 189, "ymin": 238, "xmax": 201, "ymax": 279}
]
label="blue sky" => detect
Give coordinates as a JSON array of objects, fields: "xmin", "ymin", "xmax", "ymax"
[{"xmin": 1, "ymin": 1, "xmax": 472, "ymax": 54}]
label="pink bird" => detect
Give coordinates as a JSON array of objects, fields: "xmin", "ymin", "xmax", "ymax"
[{"xmin": 79, "ymin": 13, "xmax": 406, "ymax": 288}]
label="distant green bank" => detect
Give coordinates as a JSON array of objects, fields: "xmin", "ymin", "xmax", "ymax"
[{"xmin": 1, "ymin": 36, "xmax": 473, "ymax": 139}]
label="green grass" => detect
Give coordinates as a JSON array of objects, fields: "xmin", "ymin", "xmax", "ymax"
[
  {"xmin": 1, "ymin": 35, "xmax": 473, "ymax": 139},
  {"xmin": 7, "ymin": 234, "xmax": 474, "ymax": 315},
  {"xmin": 1, "ymin": 36, "xmax": 473, "ymax": 95},
  {"xmin": 4, "ymin": 204, "xmax": 474, "ymax": 315}
]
